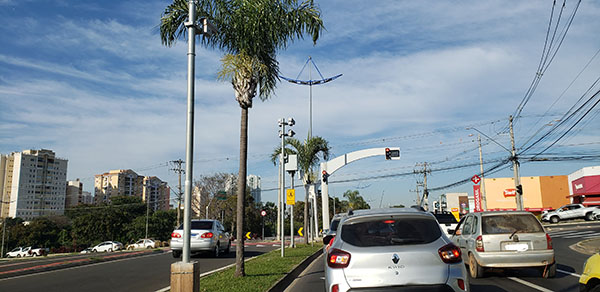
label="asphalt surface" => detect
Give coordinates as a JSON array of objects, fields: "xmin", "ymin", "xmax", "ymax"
[
  {"xmin": 285, "ymin": 222, "xmax": 600, "ymax": 292},
  {"xmin": 0, "ymin": 244, "xmax": 279, "ymax": 292}
]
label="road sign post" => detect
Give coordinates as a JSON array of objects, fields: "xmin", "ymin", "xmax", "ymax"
[{"xmin": 261, "ymin": 210, "xmax": 266, "ymax": 240}]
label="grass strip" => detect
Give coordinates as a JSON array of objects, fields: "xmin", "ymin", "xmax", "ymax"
[{"xmin": 199, "ymin": 243, "xmax": 322, "ymax": 292}]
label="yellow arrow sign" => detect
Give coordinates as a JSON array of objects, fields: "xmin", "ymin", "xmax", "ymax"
[
  {"xmin": 298, "ymin": 227, "xmax": 303, "ymax": 237},
  {"xmin": 246, "ymin": 232, "xmax": 251, "ymax": 240},
  {"xmin": 286, "ymin": 189, "xmax": 295, "ymax": 205}
]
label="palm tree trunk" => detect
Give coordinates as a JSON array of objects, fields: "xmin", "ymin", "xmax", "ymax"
[
  {"xmin": 304, "ymin": 183, "xmax": 309, "ymax": 244},
  {"xmin": 235, "ymin": 106, "xmax": 248, "ymax": 277}
]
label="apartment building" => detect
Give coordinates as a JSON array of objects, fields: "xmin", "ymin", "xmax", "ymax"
[
  {"xmin": 247, "ymin": 174, "xmax": 261, "ymax": 203},
  {"xmin": 94, "ymin": 169, "xmax": 169, "ymax": 211},
  {"xmin": 0, "ymin": 149, "xmax": 68, "ymax": 220},
  {"xmin": 65, "ymin": 179, "xmax": 83, "ymax": 208}
]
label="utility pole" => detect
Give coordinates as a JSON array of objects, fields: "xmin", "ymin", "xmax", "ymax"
[
  {"xmin": 414, "ymin": 163, "xmax": 431, "ymax": 210},
  {"xmin": 509, "ymin": 115, "xmax": 523, "ymax": 211},
  {"xmin": 477, "ymin": 135, "xmax": 488, "ymax": 211},
  {"xmin": 410, "ymin": 184, "xmax": 421, "ymax": 205},
  {"xmin": 170, "ymin": 159, "xmax": 185, "ymax": 226}
]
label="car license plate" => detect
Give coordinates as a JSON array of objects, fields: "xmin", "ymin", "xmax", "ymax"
[{"xmin": 505, "ymin": 243, "xmax": 528, "ymax": 251}]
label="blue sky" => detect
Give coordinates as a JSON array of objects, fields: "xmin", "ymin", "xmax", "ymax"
[{"xmin": 1, "ymin": 0, "xmax": 599, "ymax": 208}]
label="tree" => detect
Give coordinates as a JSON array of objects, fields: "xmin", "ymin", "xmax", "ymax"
[
  {"xmin": 271, "ymin": 136, "xmax": 330, "ymax": 244},
  {"xmin": 160, "ymin": 0, "xmax": 324, "ymax": 277},
  {"xmin": 343, "ymin": 190, "xmax": 371, "ymax": 210}
]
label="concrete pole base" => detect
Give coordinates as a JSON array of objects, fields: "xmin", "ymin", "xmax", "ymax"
[{"xmin": 170, "ymin": 261, "xmax": 199, "ymax": 292}]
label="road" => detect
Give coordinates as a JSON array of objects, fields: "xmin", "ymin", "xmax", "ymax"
[
  {"xmin": 286, "ymin": 223, "xmax": 600, "ymax": 292},
  {"xmin": 0, "ymin": 244, "xmax": 278, "ymax": 292}
]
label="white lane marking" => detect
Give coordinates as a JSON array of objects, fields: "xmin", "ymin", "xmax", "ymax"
[
  {"xmin": 557, "ymin": 269, "xmax": 581, "ymax": 277},
  {"xmin": 0, "ymin": 251, "xmax": 168, "ymax": 282},
  {"xmin": 550, "ymin": 230, "xmax": 594, "ymax": 236},
  {"xmin": 507, "ymin": 277, "xmax": 553, "ymax": 292},
  {"xmin": 581, "ymin": 234, "xmax": 600, "ymax": 239},
  {"xmin": 563, "ymin": 231, "xmax": 597, "ymax": 238}
]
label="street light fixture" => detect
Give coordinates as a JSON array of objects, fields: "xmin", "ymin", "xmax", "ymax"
[{"xmin": 278, "ymin": 117, "xmax": 295, "ymax": 257}]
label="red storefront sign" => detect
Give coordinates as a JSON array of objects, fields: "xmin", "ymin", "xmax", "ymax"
[
  {"xmin": 473, "ymin": 184, "xmax": 482, "ymax": 212},
  {"xmin": 504, "ymin": 189, "xmax": 516, "ymax": 197},
  {"xmin": 571, "ymin": 175, "xmax": 600, "ymax": 195}
]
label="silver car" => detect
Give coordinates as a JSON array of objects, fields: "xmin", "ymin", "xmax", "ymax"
[
  {"xmin": 170, "ymin": 219, "xmax": 231, "ymax": 258},
  {"xmin": 324, "ymin": 208, "xmax": 469, "ymax": 292},
  {"xmin": 451, "ymin": 211, "xmax": 555, "ymax": 278}
]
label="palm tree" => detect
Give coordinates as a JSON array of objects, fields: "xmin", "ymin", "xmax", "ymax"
[
  {"xmin": 271, "ymin": 136, "xmax": 330, "ymax": 244},
  {"xmin": 160, "ymin": 0, "xmax": 324, "ymax": 277}
]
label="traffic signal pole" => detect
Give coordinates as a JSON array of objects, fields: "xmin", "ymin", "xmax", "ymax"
[{"xmin": 509, "ymin": 115, "xmax": 523, "ymax": 211}]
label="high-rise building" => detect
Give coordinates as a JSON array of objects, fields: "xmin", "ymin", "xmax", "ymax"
[
  {"xmin": 65, "ymin": 179, "xmax": 83, "ymax": 208},
  {"xmin": 0, "ymin": 149, "xmax": 68, "ymax": 220},
  {"xmin": 94, "ymin": 169, "xmax": 169, "ymax": 211},
  {"xmin": 81, "ymin": 191, "xmax": 94, "ymax": 204},
  {"xmin": 247, "ymin": 174, "xmax": 261, "ymax": 203}
]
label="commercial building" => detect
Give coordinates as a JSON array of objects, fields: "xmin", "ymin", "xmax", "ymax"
[
  {"xmin": 482, "ymin": 175, "xmax": 570, "ymax": 212},
  {"xmin": 94, "ymin": 169, "xmax": 169, "ymax": 211},
  {"xmin": 568, "ymin": 166, "xmax": 600, "ymax": 206},
  {"xmin": 0, "ymin": 149, "xmax": 68, "ymax": 220}
]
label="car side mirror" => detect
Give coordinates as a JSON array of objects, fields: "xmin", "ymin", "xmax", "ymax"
[
  {"xmin": 447, "ymin": 229, "xmax": 455, "ymax": 235},
  {"xmin": 323, "ymin": 235, "xmax": 334, "ymax": 245}
]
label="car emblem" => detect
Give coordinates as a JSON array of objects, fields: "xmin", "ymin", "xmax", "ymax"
[{"xmin": 392, "ymin": 254, "xmax": 400, "ymax": 264}]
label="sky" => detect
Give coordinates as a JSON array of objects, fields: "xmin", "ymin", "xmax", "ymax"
[{"xmin": 1, "ymin": 0, "xmax": 599, "ymax": 209}]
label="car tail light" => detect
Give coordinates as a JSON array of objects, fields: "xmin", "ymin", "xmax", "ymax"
[
  {"xmin": 457, "ymin": 279, "xmax": 465, "ymax": 290},
  {"xmin": 201, "ymin": 232, "xmax": 214, "ymax": 238},
  {"xmin": 171, "ymin": 232, "xmax": 181, "ymax": 238},
  {"xmin": 327, "ymin": 248, "xmax": 351, "ymax": 268},
  {"xmin": 476, "ymin": 235, "xmax": 484, "ymax": 252},
  {"xmin": 438, "ymin": 243, "xmax": 462, "ymax": 264},
  {"xmin": 332, "ymin": 284, "xmax": 339, "ymax": 292},
  {"xmin": 546, "ymin": 233, "xmax": 553, "ymax": 250}
]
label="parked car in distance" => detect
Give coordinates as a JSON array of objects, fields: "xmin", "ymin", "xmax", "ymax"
[
  {"xmin": 433, "ymin": 212, "xmax": 459, "ymax": 237},
  {"xmin": 541, "ymin": 204, "xmax": 598, "ymax": 223},
  {"xmin": 127, "ymin": 239, "xmax": 157, "ymax": 250},
  {"xmin": 6, "ymin": 247, "xmax": 28, "ymax": 258},
  {"xmin": 170, "ymin": 219, "xmax": 231, "ymax": 258},
  {"xmin": 26, "ymin": 246, "xmax": 49, "ymax": 257},
  {"xmin": 91, "ymin": 241, "xmax": 123, "ymax": 253},
  {"xmin": 80, "ymin": 248, "xmax": 93, "ymax": 254},
  {"xmin": 580, "ymin": 252, "xmax": 600, "ymax": 292},
  {"xmin": 451, "ymin": 211, "xmax": 555, "ymax": 278},
  {"xmin": 324, "ymin": 208, "xmax": 468, "ymax": 292}
]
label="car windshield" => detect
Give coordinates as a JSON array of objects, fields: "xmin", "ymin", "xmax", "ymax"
[
  {"xmin": 482, "ymin": 214, "xmax": 544, "ymax": 234},
  {"xmin": 433, "ymin": 213, "xmax": 458, "ymax": 224},
  {"xmin": 340, "ymin": 216, "xmax": 441, "ymax": 247}
]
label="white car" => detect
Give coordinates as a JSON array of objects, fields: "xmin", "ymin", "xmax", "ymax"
[
  {"xmin": 91, "ymin": 241, "xmax": 123, "ymax": 252},
  {"xmin": 171, "ymin": 219, "xmax": 231, "ymax": 258},
  {"xmin": 127, "ymin": 239, "xmax": 157, "ymax": 250},
  {"xmin": 6, "ymin": 247, "xmax": 28, "ymax": 258}
]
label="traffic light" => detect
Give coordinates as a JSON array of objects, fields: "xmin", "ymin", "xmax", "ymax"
[
  {"xmin": 384, "ymin": 147, "xmax": 401, "ymax": 160},
  {"xmin": 322, "ymin": 170, "xmax": 329, "ymax": 183},
  {"xmin": 385, "ymin": 148, "xmax": 391, "ymax": 160},
  {"xmin": 516, "ymin": 184, "xmax": 523, "ymax": 195}
]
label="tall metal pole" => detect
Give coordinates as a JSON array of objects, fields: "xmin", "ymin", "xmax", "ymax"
[
  {"xmin": 289, "ymin": 171, "xmax": 295, "ymax": 248},
  {"xmin": 509, "ymin": 115, "xmax": 523, "ymax": 211},
  {"xmin": 145, "ymin": 184, "xmax": 150, "ymax": 239},
  {"xmin": 280, "ymin": 121, "xmax": 286, "ymax": 257},
  {"xmin": 182, "ymin": 0, "xmax": 197, "ymax": 264},
  {"xmin": 477, "ymin": 135, "xmax": 488, "ymax": 211},
  {"xmin": 308, "ymin": 56, "xmax": 312, "ymax": 138}
]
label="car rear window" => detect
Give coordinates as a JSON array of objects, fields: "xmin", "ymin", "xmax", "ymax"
[
  {"xmin": 340, "ymin": 216, "xmax": 441, "ymax": 247},
  {"xmin": 177, "ymin": 221, "xmax": 214, "ymax": 230},
  {"xmin": 330, "ymin": 219, "xmax": 340, "ymax": 232},
  {"xmin": 433, "ymin": 213, "xmax": 458, "ymax": 224},
  {"xmin": 482, "ymin": 214, "xmax": 543, "ymax": 234}
]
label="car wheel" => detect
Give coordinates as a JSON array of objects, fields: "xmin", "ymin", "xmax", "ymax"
[
  {"xmin": 586, "ymin": 212, "xmax": 594, "ymax": 221},
  {"xmin": 172, "ymin": 250, "xmax": 181, "ymax": 258},
  {"xmin": 213, "ymin": 243, "xmax": 220, "ymax": 258},
  {"xmin": 92, "ymin": 249, "xmax": 97, "ymax": 253},
  {"xmin": 550, "ymin": 216, "xmax": 559, "ymax": 224},
  {"xmin": 225, "ymin": 241, "xmax": 231, "ymax": 254},
  {"xmin": 16, "ymin": 254, "xmax": 21, "ymax": 258},
  {"xmin": 108, "ymin": 248, "xmax": 113, "ymax": 252},
  {"xmin": 32, "ymin": 253, "xmax": 37, "ymax": 257},
  {"xmin": 542, "ymin": 262, "xmax": 556, "ymax": 278},
  {"xmin": 469, "ymin": 253, "xmax": 483, "ymax": 278}
]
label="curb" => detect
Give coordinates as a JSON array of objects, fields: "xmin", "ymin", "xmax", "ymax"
[
  {"xmin": 0, "ymin": 248, "xmax": 167, "ymax": 279},
  {"xmin": 267, "ymin": 248, "xmax": 323, "ymax": 292}
]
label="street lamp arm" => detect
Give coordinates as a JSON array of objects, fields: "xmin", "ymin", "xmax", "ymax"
[{"xmin": 466, "ymin": 127, "xmax": 511, "ymax": 153}]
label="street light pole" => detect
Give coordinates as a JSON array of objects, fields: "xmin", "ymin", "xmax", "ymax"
[
  {"xmin": 278, "ymin": 118, "xmax": 295, "ymax": 257},
  {"xmin": 477, "ymin": 135, "xmax": 487, "ymax": 211}
]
